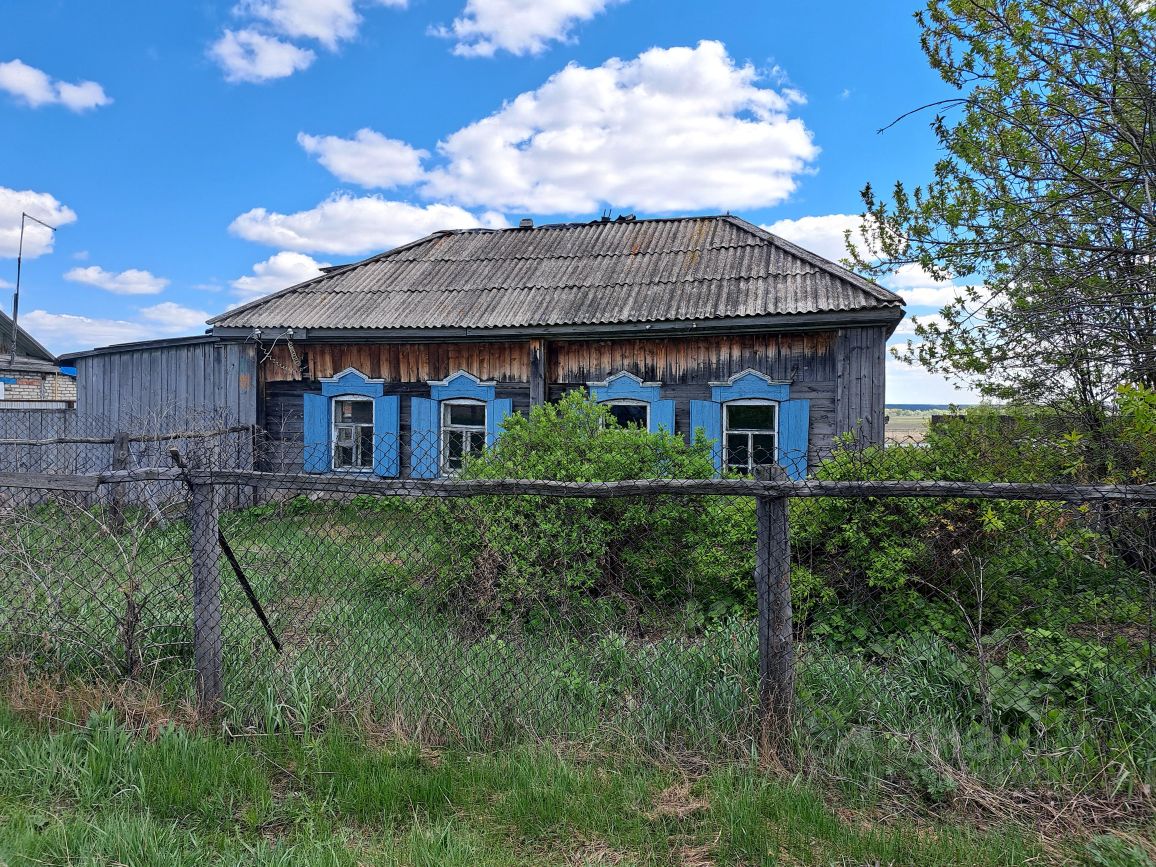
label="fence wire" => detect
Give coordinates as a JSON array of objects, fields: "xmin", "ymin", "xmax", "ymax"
[{"xmin": 1, "ymin": 410, "xmax": 1154, "ymax": 811}]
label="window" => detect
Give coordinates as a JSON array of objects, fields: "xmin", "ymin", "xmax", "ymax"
[
  {"xmin": 601, "ymin": 399, "xmax": 650, "ymax": 429},
  {"xmin": 332, "ymin": 397, "xmax": 374, "ymax": 470},
  {"xmin": 441, "ymin": 399, "xmax": 487, "ymax": 474},
  {"xmin": 724, "ymin": 400, "xmax": 777, "ymax": 475}
]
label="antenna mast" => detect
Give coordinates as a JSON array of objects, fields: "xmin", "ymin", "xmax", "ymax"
[{"xmin": 10, "ymin": 212, "xmax": 58, "ymax": 361}]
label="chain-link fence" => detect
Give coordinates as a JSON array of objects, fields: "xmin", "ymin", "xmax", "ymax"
[{"xmin": 2, "ymin": 408, "xmax": 1154, "ymax": 814}]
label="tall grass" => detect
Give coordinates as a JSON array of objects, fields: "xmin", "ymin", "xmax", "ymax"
[{"xmin": 1, "ymin": 497, "xmax": 1154, "ymax": 809}]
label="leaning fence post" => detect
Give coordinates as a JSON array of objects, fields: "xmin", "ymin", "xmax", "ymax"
[
  {"xmin": 183, "ymin": 454, "xmax": 223, "ymax": 714},
  {"xmin": 754, "ymin": 464, "xmax": 794, "ymax": 765}
]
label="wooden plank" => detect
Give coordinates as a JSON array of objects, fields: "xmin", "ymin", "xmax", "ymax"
[
  {"xmin": 0, "ymin": 471, "xmax": 100, "ymax": 492},
  {"xmin": 191, "ymin": 470, "xmax": 1156, "ymax": 502}
]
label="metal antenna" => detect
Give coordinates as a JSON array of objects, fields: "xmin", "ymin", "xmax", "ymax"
[{"xmin": 10, "ymin": 212, "xmax": 58, "ymax": 362}]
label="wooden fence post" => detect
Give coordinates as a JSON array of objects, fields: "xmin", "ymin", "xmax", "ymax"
[
  {"xmin": 754, "ymin": 464, "xmax": 794, "ymax": 765},
  {"xmin": 187, "ymin": 466, "xmax": 223, "ymax": 714},
  {"xmin": 108, "ymin": 432, "xmax": 130, "ymax": 532}
]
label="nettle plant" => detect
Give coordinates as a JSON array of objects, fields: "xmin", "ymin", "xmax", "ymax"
[{"xmin": 430, "ymin": 391, "xmax": 756, "ymax": 630}]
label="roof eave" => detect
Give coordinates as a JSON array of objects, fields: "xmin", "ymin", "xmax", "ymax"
[{"xmin": 211, "ymin": 307, "xmax": 904, "ymax": 342}]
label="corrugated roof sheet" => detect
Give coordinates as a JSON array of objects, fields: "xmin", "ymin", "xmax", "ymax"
[{"xmin": 210, "ymin": 215, "xmax": 903, "ymax": 331}]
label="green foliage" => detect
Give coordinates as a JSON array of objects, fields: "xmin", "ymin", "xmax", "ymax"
[
  {"xmin": 794, "ymin": 410, "xmax": 1146, "ymax": 649},
  {"xmin": 430, "ymin": 391, "xmax": 753, "ymax": 627},
  {"xmin": 853, "ymin": 0, "xmax": 1156, "ymax": 430}
]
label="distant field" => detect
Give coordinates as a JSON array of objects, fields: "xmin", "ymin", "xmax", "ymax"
[{"xmin": 884, "ymin": 409, "xmax": 935, "ymax": 443}]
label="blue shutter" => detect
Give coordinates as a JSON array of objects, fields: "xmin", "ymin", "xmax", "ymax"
[
  {"xmin": 486, "ymin": 398, "xmax": 513, "ymax": 448},
  {"xmin": 690, "ymin": 399, "xmax": 722, "ymax": 472},
  {"xmin": 410, "ymin": 397, "xmax": 440, "ymax": 479},
  {"xmin": 778, "ymin": 399, "xmax": 810, "ymax": 480},
  {"xmin": 303, "ymin": 393, "xmax": 330, "ymax": 473},
  {"xmin": 650, "ymin": 399, "xmax": 675, "ymax": 434},
  {"xmin": 372, "ymin": 395, "xmax": 400, "ymax": 477}
]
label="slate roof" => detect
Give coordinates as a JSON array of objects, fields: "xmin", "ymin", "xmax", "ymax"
[
  {"xmin": 210, "ymin": 215, "xmax": 903, "ymax": 333},
  {"xmin": 0, "ymin": 308, "xmax": 61, "ymax": 373}
]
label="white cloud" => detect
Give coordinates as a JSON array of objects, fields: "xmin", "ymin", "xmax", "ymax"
[
  {"xmin": 138, "ymin": 302, "xmax": 211, "ymax": 332},
  {"xmin": 231, "ymin": 251, "xmax": 328, "ymax": 300},
  {"xmin": 885, "ymin": 356, "xmax": 981, "ymax": 405},
  {"xmin": 0, "ymin": 188, "xmax": 78, "ymax": 259},
  {"xmin": 435, "ymin": 0, "xmax": 624, "ymax": 58},
  {"xmin": 230, "ymin": 193, "xmax": 507, "ymax": 255},
  {"xmin": 298, "ymin": 129, "xmax": 427, "ymax": 188},
  {"xmin": 64, "ymin": 265, "xmax": 169, "ymax": 296},
  {"xmin": 0, "ymin": 59, "xmax": 111, "ymax": 111},
  {"xmin": 239, "ymin": 0, "xmax": 406, "ymax": 50},
  {"xmin": 899, "ymin": 285, "xmax": 966, "ymax": 307},
  {"xmin": 892, "ymin": 312, "xmax": 949, "ymax": 337},
  {"xmin": 884, "ymin": 262, "xmax": 953, "ymax": 289},
  {"xmin": 211, "ymin": 0, "xmax": 406, "ymax": 81},
  {"xmin": 209, "ymin": 29, "xmax": 316, "ymax": 83},
  {"xmin": 0, "ymin": 278, "xmax": 12, "ymax": 290},
  {"xmin": 421, "ymin": 40, "xmax": 817, "ymax": 213},
  {"xmin": 22, "ymin": 303, "xmax": 211, "ymax": 354},
  {"xmin": 762, "ymin": 213, "xmax": 866, "ymax": 263}
]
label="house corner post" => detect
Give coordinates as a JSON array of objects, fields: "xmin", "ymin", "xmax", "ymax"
[
  {"xmin": 529, "ymin": 338, "xmax": 546, "ymax": 407},
  {"xmin": 187, "ymin": 459, "xmax": 223, "ymax": 714},
  {"xmin": 754, "ymin": 464, "xmax": 794, "ymax": 766}
]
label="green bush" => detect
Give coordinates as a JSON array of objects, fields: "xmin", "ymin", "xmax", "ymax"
[
  {"xmin": 792, "ymin": 410, "xmax": 1147, "ymax": 647},
  {"xmin": 429, "ymin": 391, "xmax": 754, "ymax": 628}
]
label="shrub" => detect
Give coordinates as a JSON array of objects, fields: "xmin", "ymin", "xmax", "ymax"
[{"xmin": 428, "ymin": 391, "xmax": 754, "ymax": 629}]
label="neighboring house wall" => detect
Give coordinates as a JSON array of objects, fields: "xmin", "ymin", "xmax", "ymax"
[
  {"xmin": 0, "ymin": 371, "xmax": 77, "ymax": 404},
  {"xmin": 259, "ymin": 327, "xmax": 884, "ymax": 477}
]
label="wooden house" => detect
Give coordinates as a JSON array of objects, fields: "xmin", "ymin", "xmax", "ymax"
[{"xmin": 207, "ymin": 215, "xmax": 904, "ymax": 479}]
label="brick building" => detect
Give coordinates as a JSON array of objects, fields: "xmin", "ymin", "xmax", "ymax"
[{"xmin": 0, "ymin": 309, "xmax": 76, "ymax": 409}]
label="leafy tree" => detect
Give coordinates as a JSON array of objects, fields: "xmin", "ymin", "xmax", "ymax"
[{"xmin": 852, "ymin": 0, "xmax": 1156, "ymax": 452}]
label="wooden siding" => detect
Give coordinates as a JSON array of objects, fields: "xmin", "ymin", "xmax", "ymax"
[
  {"xmin": 548, "ymin": 332, "xmax": 836, "ymax": 385},
  {"xmin": 260, "ymin": 331, "xmax": 851, "ymax": 470},
  {"xmin": 834, "ymin": 325, "xmax": 887, "ymax": 446},
  {"xmin": 263, "ymin": 380, "xmax": 531, "ymax": 473},
  {"xmin": 263, "ymin": 342, "xmax": 530, "ymax": 383},
  {"xmin": 76, "ymin": 340, "xmax": 258, "ymax": 431}
]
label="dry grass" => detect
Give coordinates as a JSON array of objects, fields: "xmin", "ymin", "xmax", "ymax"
[{"xmin": 1, "ymin": 661, "xmax": 198, "ymax": 735}]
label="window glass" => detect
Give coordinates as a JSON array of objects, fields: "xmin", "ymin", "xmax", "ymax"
[
  {"xmin": 442, "ymin": 400, "xmax": 487, "ymax": 474},
  {"xmin": 603, "ymin": 401, "xmax": 649, "ymax": 429},
  {"xmin": 447, "ymin": 402, "xmax": 486, "ymax": 427},
  {"xmin": 723, "ymin": 401, "xmax": 777, "ymax": 475},
  {"xmin": 726, "ymin": 403, "xmax": 775, "ymax": 431},
  {"xmin": 725, "ymin": 433, "xmax": 750, "ymax": 473},
  {"xmin": 332, "ymin": 397, "xmax": 374, "ymax": 470}
]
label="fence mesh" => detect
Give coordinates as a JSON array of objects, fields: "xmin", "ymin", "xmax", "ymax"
[{"xmin": 1, "ymin": 409, "xmax": 1154, "ymax": 814}]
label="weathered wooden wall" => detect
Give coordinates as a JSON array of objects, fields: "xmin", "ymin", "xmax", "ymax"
[
  {"xmin": 263, "ymin": 342, "xmax": 529, "ymax": 383},
  {"xmin": 548, "ymin": 332, "xmax": 836, "ymax": 384},
  {"xmin": 833, "ymin": 326, "xmax": 887, "ymax": 447},
  {"xmin": 258, "ymin": 330, "xmax": 867, "ymax": 468},
  {"xmin": 75, "ymin": 338, "xmax": 259, "ymax": 433}
]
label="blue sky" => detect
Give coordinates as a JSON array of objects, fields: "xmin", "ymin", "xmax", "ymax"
[{"xmin": 1, "ymin": 0, "xmax": 978, "ymax": 402}]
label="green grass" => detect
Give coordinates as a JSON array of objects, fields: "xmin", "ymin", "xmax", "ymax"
[
  {"xmin": 0, "ymin": 700, "xmax": 1058, "ymax": 866},
  {"xmin": 3, "ymin": 498, "xmax": 1155, "ymax": 815}
]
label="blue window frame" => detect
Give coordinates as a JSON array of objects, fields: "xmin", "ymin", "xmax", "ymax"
[
  {"xmin": 410, "ymin": 370, "xmax": 513, "ymax": 478},
  {"xmin": 302, "ymin": 368, "xmax": 400, "ymax": 476},
  {"xmin": 690, "ymin": 369, "xmax": 810, "ymax": 479},
  {"xmin": 587, "ymin": 371, "xmax": 675, "ymax": 434}
]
